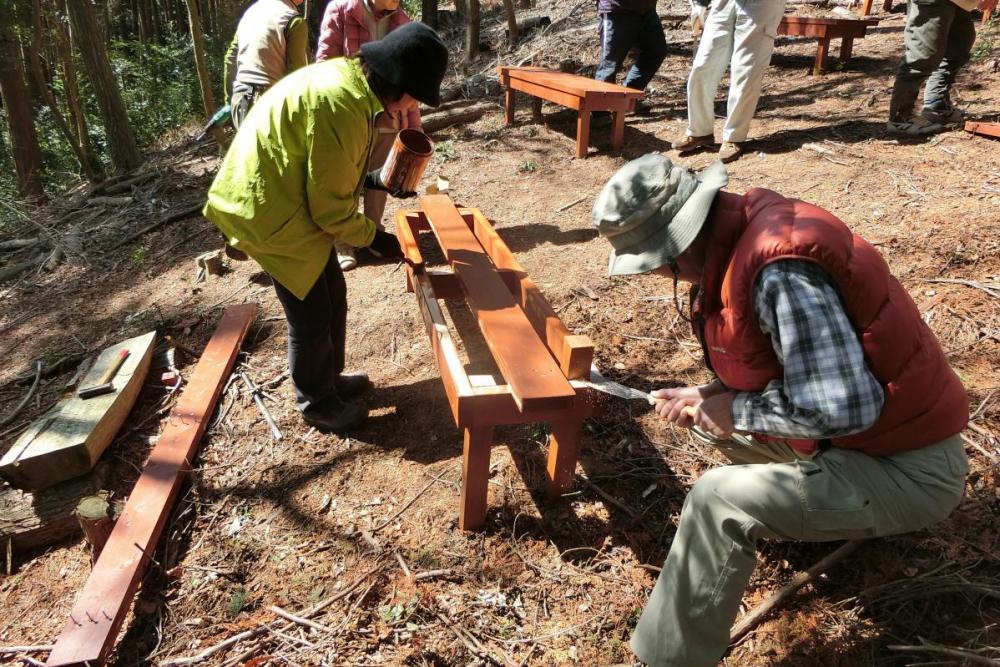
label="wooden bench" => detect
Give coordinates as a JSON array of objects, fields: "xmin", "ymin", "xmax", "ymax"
[
  {"xmin": 395, "ymin": 195, "xmax": 600, "ymax": 530},
  {"xmin": 498, "ymin": 66, "xmax": 645, "ymax": 158},
  {"xmin": 778, "ymin": 16, "xmax": 880, "ymax": 75}
]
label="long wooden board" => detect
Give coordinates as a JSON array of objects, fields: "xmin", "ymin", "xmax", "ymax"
[
  {"xmin": 965, "ymin": 121, "xmax": 1000, "ymax": 139},
  {"xmin": 0, "ymin": 331, "xmax": 156, "ymax": 490},
  {"xmin": 419, "ymin": 195, "xmax": 575, "ymax": 412},
  {"xmin": 46, "ymin": 304, "xmax": 256, "ymax": 667}
]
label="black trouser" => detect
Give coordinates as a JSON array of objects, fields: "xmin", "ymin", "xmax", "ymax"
[
  {"xmin": 594, "ymin": 10, "xmax": 668, "ymax": 90},
  {"xmin": 272, "ymin": 251, "xmax": 347, "ymax": 415}
]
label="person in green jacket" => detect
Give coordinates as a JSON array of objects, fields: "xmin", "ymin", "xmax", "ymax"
[{"xmin": 204, "ymin": 23, "xmax": 449, "ymax": 432}]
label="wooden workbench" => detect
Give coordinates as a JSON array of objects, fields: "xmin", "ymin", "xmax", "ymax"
[
  {"xmin": 778, "ymin": 16, "xmax": 880, "ymax": 75},
  {"xmin": 396, "ymin": 196, "xmax": 600, "ymax": 530},
  {"xmin": 498, "ymin": 66, "xmax": 645, "ymax": 158}
]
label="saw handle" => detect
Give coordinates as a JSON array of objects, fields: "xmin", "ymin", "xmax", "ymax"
[{"xmin": 96, "ymin": 349, "xmax": 130, "ymax": 386}]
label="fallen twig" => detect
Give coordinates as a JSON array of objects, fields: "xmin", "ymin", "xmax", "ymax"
[
  {"xmin": 370, "ymin": 467, "xmax": 452, "ymax": 532},
  {"xmin": 108, "ymin": 203, "xmax": 203, "ymax": 250},
  {"xmin": 918, "ymin": 277, "xmax": 1000, "ymax": 300},
  {"xmin": 557, "ymin": 196, "xmax": 586, "ymax": 212},
  {"xmin": 729, "ymin": 540, "xmax": 866, "ymax": 644},
  {"xmin": 436, "ymin": 611, "xmax": 519, "ymax": 667},
  {"xmin": 267, "ymin": 606, "xmax": 335, "ymax": 634},
  {"xmin": 0, "ymin": 361, "xmax": 42, "ymax": 428},
  {"xmin": 414, "ymin": 568, "xmax": 452, "ymax": 581},
  {"xmin": 0, "ymin": 647, "xmax": 53, "ymax": 656},
  {"xmin": 887, "ymin": 638, "xmax": 1000, "ymax": 666},
  {"xmin": 577, "ymin": 474, "xmax": 640, "ymax": 519}
]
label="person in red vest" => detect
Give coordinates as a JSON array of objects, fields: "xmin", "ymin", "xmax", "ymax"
[{"xmin": 592, "ymin": 154, "xmax": 970, "ymax": 667}]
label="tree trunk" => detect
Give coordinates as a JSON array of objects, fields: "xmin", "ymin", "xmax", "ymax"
[
  {"xmin": 421, "ymin": 0, "xmax": 438, "ymax": 28},
  {"xmin": 464, "ymin": 0, "xmax": 479, "ymax": 63},
  {"xmin": 29, "ymin": 0, "xmax": 100, "ymax": 182},
  {"xmin": 183, "ymin": 0, "xmax": 226, "ymax": 145},
  {"xmin": 56, "ymin": 2, "xmax": 103, "ymax": 180},
  {"xmin": 66, "ymin": 0, "xmax": 143, "ymax": 173},
  {"xmin": 0, "ymin": 16, "xmax": 45, "ymax": 203},
  {"xmin": 502, "ymin": 0, "xmax": 517, "ymax": 44}
]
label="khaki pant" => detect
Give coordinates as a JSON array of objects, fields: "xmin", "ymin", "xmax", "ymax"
[{"xmin": 631, "ymin": 431, "xmax": 969, "ymax": 667}]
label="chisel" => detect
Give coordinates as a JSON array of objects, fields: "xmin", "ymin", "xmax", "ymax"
[{"xmin": 78, "ymin": 349, "xmax": 130, "ymax": 399}]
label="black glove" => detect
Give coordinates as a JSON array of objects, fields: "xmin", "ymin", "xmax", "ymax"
[
  {"xmin": 364, "ymin": 169, "xmax": 417, "ymax": 199},
  {"xmin": 368, "ymin": 229, "xmax": 404, "ymax": 259}
]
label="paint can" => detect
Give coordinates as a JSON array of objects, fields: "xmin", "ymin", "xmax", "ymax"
[{"xmin": 380, "ymin": 129, "xmax": 434, "ymax": 193}]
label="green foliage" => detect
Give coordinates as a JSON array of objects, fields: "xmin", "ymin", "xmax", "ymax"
[
  {"xmin": 518, "ymin": 160, "xmax": 538, "ymax": 173},
  {"xmin": 132, "ymin": 245, "xmax": 149, "ymax": 266},
  {"xmin": 434, "ymin": 139, "xmax": 458, "ymax": 162},
  {"xmin": 401, "ymin": 0, "xmax": 422, "ymax": 18},
  {"xmin": 227, "ymin": 587, "xmax": 249, "ymax": 617},
  {"xmin": 971, "ymin": 29, "xmax": 995, "ymax": 61}
]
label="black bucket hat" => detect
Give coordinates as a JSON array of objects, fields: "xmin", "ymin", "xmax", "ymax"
[{"xmin": 359, "ymin": 23, "xmax": 449, "ymax": 108}]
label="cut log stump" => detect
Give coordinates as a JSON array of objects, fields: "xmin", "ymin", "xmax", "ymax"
[{"xmin": 75, "ymin": 495, "xmax": 112, "ymax": 563}]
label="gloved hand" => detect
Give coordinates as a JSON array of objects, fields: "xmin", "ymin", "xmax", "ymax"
[
  {"xmin": 364, "ymin": 169, "xmax": 417, "ymax": 199},
  {"xmin": 689, "ymin": 0, "xmax": 709, "ymax": 36},
  {"xmin": 368, "ymin": 229, "xmax": 404, "ymax": 259}
]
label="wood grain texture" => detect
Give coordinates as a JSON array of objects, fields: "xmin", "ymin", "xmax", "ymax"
[
  {"xmin": 420, "ymin": 195, "xmax": 575, "ymax": 412},
  {"xmin": 45, "ymin": 304, "xmax": 255, "ymax": 667}
]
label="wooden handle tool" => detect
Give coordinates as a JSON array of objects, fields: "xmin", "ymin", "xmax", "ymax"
[{"xmin": 78, "ymin": 349, "xmax": 130, "ymax": 399}]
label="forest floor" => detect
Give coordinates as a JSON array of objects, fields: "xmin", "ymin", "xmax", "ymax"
[{"xmin": 1, "ymin": 1, "xmax": 999, "ymax": 665}]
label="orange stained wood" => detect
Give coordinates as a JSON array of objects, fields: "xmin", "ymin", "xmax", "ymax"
[
  {"xmin": 46, "ymin": 304, "xmax": 257, "ymax": 667},
  {"xmin": 965, "ymin": 121, "xmax": 1000, "ymax": 139},
  {"xmin": 502, "ymin": 66, "xmax": 645, "ymax": 99},
  {"xmin": 460, "ymin": 208, "xmax": 594, "ymax": 380},
  {"xmin": 419, "ymin": 195, "xmax": 576, "ymax": 412}
]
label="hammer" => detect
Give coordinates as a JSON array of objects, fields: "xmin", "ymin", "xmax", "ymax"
[{"xmin": 78, "ymin": 349, "xmax": 130, "ymax": 399}]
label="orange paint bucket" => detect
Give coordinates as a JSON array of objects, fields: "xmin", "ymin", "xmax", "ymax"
[{"xmin": 380, "ymin": 129, "xmax": 434, "ymax": 193}]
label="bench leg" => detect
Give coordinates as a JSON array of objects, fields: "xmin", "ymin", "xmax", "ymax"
[
  {"xmin": 882, "ymin": 0, "xmax": 893, "ymax": 10},
  {"xmin": 576, "ymin": 110, "xmax": 591, "ymax": 159},
  {"xmin": 459, "ymin": 425, "xmax": 493, "ymax": 531},
  {"xmin": 532, "ymin": 96, "xmax": 543, "ymax": 123},
  {"xmin": 840, "ymin": 37, "xmax": 854, "ymax": 66},
  {"xmin": 505, "ymin": 88, "xmax": 516, "ymax": 125},
  {"xmin": 814, "ymin": 37, "xmax": 830, "ymax": 75},
  {"xmin": 546, "ymin": 419, "xmax": 582, "ymax": 498},
  {"xmin": 611, "ymin": 110, "xmax": 626, "ymax": 152},
  {"xmin": 858, "ymin": 0, "xmax": 874, "ymax": 15}
]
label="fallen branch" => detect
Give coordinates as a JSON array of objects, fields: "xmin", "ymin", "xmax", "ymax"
[
  {"xmin": 578, "ymin": 475, "xmax": 640, "ymax": 520},
  {"xmin": 3, "ymin": 353, "xmax": 86, "ymax": 389},
  {"xmin": 267, "ymin": 606, "xmax": 335, "ymax": 634},
  {"xmin": 0, "ymin": 646, "xmax": 53, "ymax": 655},
  {"xmin": 0, "ymin": 238, "xmax": 40, "ymax": 251},
  {"xmin": 414, "ymin": 568, "xmax": 452, "ymax": 581},
  {"xmin": 108, "ymin": 203, "xmax": 204, "ymax": 250},
  {"xmin": 421, "ymin": 102, "xmax": 496, "ymax": 134},
  {"xmin": 887, "ymin": 639, "xmax": 1000, "ymax": 666},
  {"xmin": 918, "ymin": 277, "xmax": 1000, "ymax": 300},
  {"xmin": 0, "ymin": 361, "xmax": 43, "ymax": 428},
  {"xmin": 0, "ymin": 257, "xmax": 45, "ymax": 283},
  {"xmin": 436, "ymin": 611, "xmax": 518, "ymax": 667},
  {"xmin": 370, "ymin": 468, "xmax": 451, "ymax": 532},
  {"xmin": 729, "ymin": 540, "xmax": 865, "ymax": 644},
  {"xmin": 87, "ymin": 196, "xmax": 133, "ymax": 207}
]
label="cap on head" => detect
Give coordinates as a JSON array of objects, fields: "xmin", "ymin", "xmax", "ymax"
[
  {"xmin": 359, "ymin": 23, "xmax": 449, "ymax": 107},
  {"xmin": 591, "ymin": 154, "xmax": 728, "ymax": 276}
]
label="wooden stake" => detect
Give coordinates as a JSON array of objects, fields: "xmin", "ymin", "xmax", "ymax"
[
  {"xmin": 75, "ymin": 495, "xmax": 112, "ymax": 563},
  {"xmin": 729, "ymin": 539, "xmax": 865, "ymax": 645}
]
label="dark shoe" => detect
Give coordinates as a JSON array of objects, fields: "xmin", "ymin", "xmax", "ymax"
[
  {"xmin": 629, "ymin": 100, "xmax": 652, "ymax": 116},
  {"xmin": 303, "ymin": 397, "xmax": 368, "ymax": 433},
  {"xmin": 335, "ymin": 372, "xmax": 372, "ymax": 400},
  {"xmin": 671, "ymin": 133, "xmax": 714, "ymax": 153},
  {"xmin": 718, "ymin": 141, "xmax": 743, "ymax": 163},
  {"xmin": 224, "ymin": 244, "xmax": 249, "ymax": 261}
]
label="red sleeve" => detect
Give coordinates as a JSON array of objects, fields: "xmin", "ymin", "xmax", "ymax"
[{"xmin": 316, "ymin": 3, "xmax": 346, "ymax": 61}]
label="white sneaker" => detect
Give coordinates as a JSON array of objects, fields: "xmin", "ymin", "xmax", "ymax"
[
  {"xmin": 338, "ymin": 247, "xmax": 357, "ymax": 271},
  {"xmin": 922, "ymin": 106, "xmax": 965, "ymax": 125},
  {"xmin": 886, "ymin": 117, "xmax": 943, "ymax": 136}
]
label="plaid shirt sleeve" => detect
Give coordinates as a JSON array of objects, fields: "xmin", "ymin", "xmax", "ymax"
[{"xmin": 729, "ymin": 260, "xmax": 885, "ymax": 439}]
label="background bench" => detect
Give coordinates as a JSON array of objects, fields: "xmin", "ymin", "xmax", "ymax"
[
  {"xmin": 778, "ymin": 16, "xmax": 880, "ymax": 75},
  {"xmin": 498, "ymin": 66, "xmax": 645, "ymax": 158}
]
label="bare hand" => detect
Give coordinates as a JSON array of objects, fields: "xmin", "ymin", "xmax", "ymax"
[
  {"xmin": 650, "ymin": 381, "xmax": 725, "ymax": 428},
  {"xmin": 691, "ymin": 392, "xmax": 735, "ymax": 439}
]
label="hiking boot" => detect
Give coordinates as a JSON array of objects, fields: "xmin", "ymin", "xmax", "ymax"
[
  {"xmin": 338, "ymin": 247, "xmax": 357, "ymax": 271},
  {"xmin": 886, "ymin": 117, "xmax": 943, "ymax": 136},
  {"xmin": 921, "ymin": 106, "xmax": 965, "ymax": 125},
  {"xmin": 629, "ymin": 100, "xmax": 653, "ymax": 116},
  {"xmin": 335, "ymin": 372, "xmax": 372, "ymax": 400},
  {"xmin": 302, "ymin": 396, "xmax": 367, "ymax": 433},
  {"xmin": 224, "ymin": 244, "xmax": 249, "ymax": 261},
  {"xmin": 718, "ymin": 141, "xmax": 743, "ymax": 163},
  {"xmin": 671, "ymin": 134, "xmax": 714, "ymax": 153}
]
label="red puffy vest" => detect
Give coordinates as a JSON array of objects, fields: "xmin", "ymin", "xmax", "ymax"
[{"xmin": 693, "ymin": 189, "xmax": 968, "ymax": 456}]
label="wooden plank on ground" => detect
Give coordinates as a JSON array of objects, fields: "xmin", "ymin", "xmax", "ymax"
[
  {"xmin": 1, "ymin": 332, "xmax": 156, "ymax": 490},
  {"xmin": 419, "ymin": 195, "xmax": 575, "ymax": 412},
  {"xmin": 45, "ymin": 304, "xmax": 256, "ymax": 667},
  {"xmin": 965, "ymin": 121, "xmax": 1000, "ymax": 139}
]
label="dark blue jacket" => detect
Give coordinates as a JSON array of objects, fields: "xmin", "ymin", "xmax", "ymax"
[{"xmin": 596, "ymin": 0, "xmax": 658, "ymax": 15}]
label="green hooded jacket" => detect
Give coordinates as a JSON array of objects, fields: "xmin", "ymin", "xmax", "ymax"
[{"xmin": 204, "ymin": 57, "xmax": 381, "ymax": 299}]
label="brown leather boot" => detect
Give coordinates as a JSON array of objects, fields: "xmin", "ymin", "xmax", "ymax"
[{"xmin": 670, "ymin": 134, "xmax": 714, "ymax": 154}]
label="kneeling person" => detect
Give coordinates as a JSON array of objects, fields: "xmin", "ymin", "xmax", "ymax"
[{"xmin": 592, "ymin": 155, "xmax": 969, "ymax": 666}]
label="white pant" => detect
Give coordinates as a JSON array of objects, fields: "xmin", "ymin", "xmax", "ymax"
[{"xmin": 686, "ymin": 0, "xmax": 786, "ymax": 143}]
